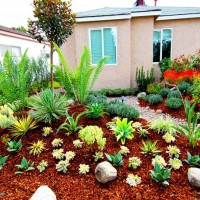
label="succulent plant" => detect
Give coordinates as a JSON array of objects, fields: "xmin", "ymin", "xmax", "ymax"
[
  {"xmin": 43, "ymin": 127, "xmax": 53, "ymax": 137},
  {"xmin": 73, "ymin": 139, "xmax": 84, "ymax": 149},
  {"xmin": 52, "ymin": 149, "xmax": 64, "ymax": 160},
  {"xmin": 29, "ymin": 140, "xmax": 45, "ymax": 156},
  {"xmin": 152, "ymin": 155, "xmax": 167, "ymax": 168},
  {"xmin": 169, "ymin": 158, "xmax": 182, "ymax": 170},
  {"xmin": 126, "ymin": 174, "xmax": 141, "ymax": 187},
  {"xmin": 65, "ymin": 151, "xmax": 76, "ymax": 161},
  {"xmin": 37, "ymin": 160, "xmax": 48, "ymax": 172},
  {"xmin": 119, "ymin": 146, "xmax": 130, "ymax": 156},
  {"xmin": 128, "ymin": 157, "xmax": 142, "ymax": 169},
  {"xmin": 52, "ymin": 138, "xmax": 63, "ymax": 147},
  {"xmin": 79, "ymin": 164, "xmax": 90, "ymax": 174},
  {"xmin": 162, "ymin": 133, "xmax": 175, "ymax": 143},
  {"xmin": 93, "ymin": 152, "xmax": 104, "ymax": 162},
  {"xmin": 56, "ymin": 160, "xmax": 70, "ymax": 173}
]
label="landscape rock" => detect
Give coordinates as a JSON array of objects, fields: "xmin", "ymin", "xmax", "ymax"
[
  {"xmin": 188, "ymin": 168, "xmax": 200, "ymax": 188},
  {"xmin": 67, "ymin": 99, "xmax": 75, "ymax": 105},
  {"xmin": 95, "ymin": 161, "xmax": 117, "ymax": 183},
  {"xmin": 137, "ymin": 92, "xmax": 146, "ymax": 99},
  {"xmin": 156, "ymin": 109, "xmax": 162, "ymax": 114},
  {"xmin": 30, "ymin": 185, "xmax": 56, "ymax": 200}
]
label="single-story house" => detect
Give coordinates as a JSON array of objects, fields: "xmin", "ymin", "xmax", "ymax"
[
  {"xmin": 62, "ymin": 6, "xmax": 200, "ymax": 90},
  {"xmin": 0, "ymin": 25, "xmax": 58, "ymax": 65}
]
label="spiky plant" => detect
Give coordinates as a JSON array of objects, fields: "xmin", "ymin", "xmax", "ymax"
[
  {"xmin": 29, "ymin": 140, "xmax": 45, "ymax": 156},
  {"xmin": 54, "ymin": 43, "xmax": 108, "ymax": 104},
  {"xmin": 0, "ymin": 50, "xmax": 30, "ymax": 110},
  {"xmin": 28, "ymin": 88, "xmax": 67, "ymax": 124},
  {"xmin": 10, "ymin": 115, "xmax": 38, "ymax": 138}
]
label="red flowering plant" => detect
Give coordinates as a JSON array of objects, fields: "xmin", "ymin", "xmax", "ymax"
[
  {"xmin": 171, "ymin": 54, "xmax": 190, "ymax": 72},
  {"xmin": 0, "ymin": 134, "xmax": 10, "ymax": 145}
]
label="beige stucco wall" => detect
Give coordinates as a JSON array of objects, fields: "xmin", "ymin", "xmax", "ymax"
[
  {"xmin": 61, "ymin": 19, "xmax": 132, "ymax": 90},
  {"xmin": 153, "ymin": 18, "xmax": 200, "ymax": 79},
  {"xmin": 62, "ymin": 16, "xmax": 200, "ymax": 89},
  {"xmin": 130, "ymin": 17, "xmax": 155, "ymax": 87}
]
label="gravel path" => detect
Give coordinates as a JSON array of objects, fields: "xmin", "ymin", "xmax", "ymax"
[{"xmin": 108, "ymin": 96, "xmax": 187, "ymax": 125}]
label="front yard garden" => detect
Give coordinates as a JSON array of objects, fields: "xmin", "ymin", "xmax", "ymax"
[{"xmin": 0, "ymin": 45, "xmax": 200, "ymax": 200}]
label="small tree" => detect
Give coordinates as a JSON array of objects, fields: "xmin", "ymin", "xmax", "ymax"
[{"xmin": 28, "ymin": 0, "xmax": 76, "ymax": 87}]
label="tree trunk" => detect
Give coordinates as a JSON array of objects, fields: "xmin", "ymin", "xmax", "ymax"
[{"xmin": 50, "ymin": 42, "xmax": 54, "ymax": 88}]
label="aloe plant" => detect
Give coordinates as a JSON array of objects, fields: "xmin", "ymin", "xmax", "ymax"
[
  {"xmin": 15, "ymin": 157, "xmax": 34, "ymax": 174},
  {"xmin": 56, "ymin": 109, "xmax": 87, "ymax": 135},
  {"xmin": 7, "ymin": 140, "xmax": 22, "ymax": 152},
  {"xmin": 0, "ymin": 155, "xmax": 9, "ymax": 170},
  {"xmin": 105, "ymin": 152, "xmax": 123, "ymax": 166}
]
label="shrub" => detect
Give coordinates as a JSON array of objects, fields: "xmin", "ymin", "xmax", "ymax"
[
  {"xmin": 177, "ymin": 81, "xmax": 191, "ymax": 94},
  {"xmin": 167, "ymin": 90, "xmax": 181, "ymax": 99},
  {"xmin": 147, "ymin": 94, "xmax": 163, "ymax": 105},
  {"xmin": 78, "ymin": 126, "xmax": 106, "ymax": 151},
  {"xmin": 136, "ymin": 66, "xmax": 155, "ymax": 92},
  {"xmin": 147, "ymin": 83, "xmax": 161, "ymax": 94},
  {"xmin": 86, "ymin": 103, "xmax": 107, "ymax": 119},
  {"xmin": 158, "ymin": 57, "xmax": 172, "ymax": 76},
  {"xmin": 159, "ymin": 88, "xmax": 170, "ymax": 98},
  {"xmin": 165, "ymin": 98, "xmax": 182, "ymax": 109},
  {"xmin": 29, "ymin": 88, "xmax": 67, "ymax": 124},
  {"xmin": 106, "ymin": 101, "xmax": 140, "ymax": 120},
  {"xmin": 84, "ymin": 94, "xmax": 107, "ymax": 106}
]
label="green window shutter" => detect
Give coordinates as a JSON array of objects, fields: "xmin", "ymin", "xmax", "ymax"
[
  {"xmin": 90, "ymin": 30, "xmax": 103, "ymax": 64},
  {"xmin": 103, "ymin": 28, "xmax": 116, "ymax": 64}
]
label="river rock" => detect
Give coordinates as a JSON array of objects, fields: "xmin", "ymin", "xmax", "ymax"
[
  {"xmin": 188, "ymin": 168, "xmax": 200, "ymax": 188},
  {"xmin": 95, "ymin": 161, "xmax": 117, "ymax": 183},
  {"xmin": 30, "ymin": 185, "xmax": 56, "ymax": 200}
]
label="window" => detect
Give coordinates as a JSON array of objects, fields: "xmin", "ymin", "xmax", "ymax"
[
  {"xmin": 0, "ymin": 44, "xmax": 21, "ymax": 58},
  {"xmin": 90, "ymin": 27, "xmax": 117, "ymax": 65},
  {"xmin": 153, "ymin": 29, "xmax": 172, "ymax": 63}
]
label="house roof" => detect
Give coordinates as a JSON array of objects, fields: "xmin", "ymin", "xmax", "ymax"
[
  {"xmin": 76, "ymin": 6, "xmax": 200, "ymax": 22},
  {"xmin": 0, "ymin": 25, "xmax": 30, "ymax": 37}
]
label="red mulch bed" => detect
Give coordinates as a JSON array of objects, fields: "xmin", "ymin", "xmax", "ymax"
[{"xmin": 0, "ymin": 104, "xmax": 200, "ymax": 200}]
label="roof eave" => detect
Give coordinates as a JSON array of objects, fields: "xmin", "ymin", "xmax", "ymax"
[{"xmin": 157, "ymin": 13, "xmax": 200, "ymax": 21}]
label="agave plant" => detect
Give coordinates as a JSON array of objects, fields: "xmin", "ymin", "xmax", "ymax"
[
  {"xmin": 28, "ymin": 88, "xmax": 67, "ymax": 124},
  {"xmin": 111, "ymin": 118, "xmax": 135, "ymax": 145},
  {"xmin": 141, "ymin": 140, "xmax": 161, "ymax": 155},
  {"xmin": 54, "ymin": 43, "xmax": 108, "ymax": 104},
  {"xmin": 9, "ymin": 115, "xmax": 38, "ymax": 138}
]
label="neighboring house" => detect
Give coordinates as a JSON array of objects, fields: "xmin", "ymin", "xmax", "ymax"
[
  {"xmin": 62, "ymin": 6, "xmax": 200, "ymax": 89},
  {"xmin": 0, "ymin": 25, "xmax": 53, "ymax": 63}
]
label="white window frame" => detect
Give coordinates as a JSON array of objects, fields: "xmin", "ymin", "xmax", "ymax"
[
  {"xmin": 89, "ymin": 27, "xmax": 117, "ymax": 66},
  {"xmin": 153, "ymin": 28, "xmax": 173, "ymax": 64}
]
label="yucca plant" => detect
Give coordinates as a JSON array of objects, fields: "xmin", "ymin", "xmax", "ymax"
[
  {"xmin": 10, "ymin": 115, "xmax": 38, "ymax": 138},
  {"xmin": 0, "ymin": 50, "xmax": 31, "ymax": 110},
  {"xmin": 56, "ymin": 109, "xmax": 87, "ymax": 135},
  {"xmin": 54, "ymin": 42, "xmax": 108, "ymax": 104},
  {"xmin": 28, "ymin": 88, "xmax": 67, "ymax": 124}
]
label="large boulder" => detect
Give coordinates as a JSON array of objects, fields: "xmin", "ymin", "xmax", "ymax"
[
  {"xmin": 188, "ymin": 168, "xmax": 200, "ymax": 188},
  {"xmin": 30, "ymin": 185, "xmax": 56, "ymax": 200},
  {"xmin": 95, "ymin": 161, "xmax": 117, "ymax": 183}
]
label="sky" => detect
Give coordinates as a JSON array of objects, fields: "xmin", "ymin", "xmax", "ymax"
[{"xmin": 0, "ymin": 0, "xmax": 200, "ymax": 28}]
